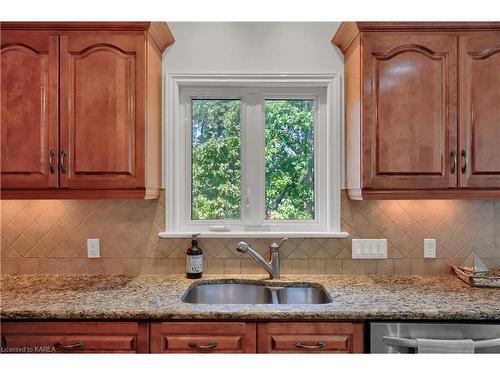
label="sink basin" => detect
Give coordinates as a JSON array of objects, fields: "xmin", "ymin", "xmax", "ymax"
[
  {"xmin": 181, "ymin": 281, "xmax": 332, "ymax": 305},
  {"xmin": 275, "ymin": 286, "xmax": 332, "ymax": 304},
  {"xmin": 182, "ymin": 283, "xmax": 273, "ymax": 304}
]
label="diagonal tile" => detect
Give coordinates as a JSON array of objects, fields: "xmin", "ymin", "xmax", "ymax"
[
  {"xmin": 347, "ymin": 212, "xmax": 382, "ymax": 239},
  {"xmin": 11, "ymin": 210, "xmax": 34, "ymax": 232},
  {"xmin": 1, "ymin": 222, "xmax": 21, "ymax": 245},
  {"xmin": 10, "ymin": 235, "xmax": 34, "ymax": 257},
  {"xmin": 0, "ymin": 201, "xmax": 27, "ymax": 221}
]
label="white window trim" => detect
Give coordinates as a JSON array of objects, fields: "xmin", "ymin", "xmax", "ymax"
[{"xmin": 159, "ymin": 74, "xmax": 347, "ymax": 239}]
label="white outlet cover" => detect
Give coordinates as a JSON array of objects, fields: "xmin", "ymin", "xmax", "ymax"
[
  {"xmin": 424, "ymin": 239, "xmax": 436, "ymax": 258},
  {"xmin": 87, "ymin": 239, "xmax": 100, "ymax": 258}
]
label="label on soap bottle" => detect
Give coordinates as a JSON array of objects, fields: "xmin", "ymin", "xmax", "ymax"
[{"xmin": 186, "ymin": 255, "xmax": 203, "ymax": 274}]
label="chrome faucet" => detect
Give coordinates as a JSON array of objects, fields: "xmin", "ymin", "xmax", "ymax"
[{"xmin": 236, "ymin": 238, "xmax": 288, "ymax": 279}]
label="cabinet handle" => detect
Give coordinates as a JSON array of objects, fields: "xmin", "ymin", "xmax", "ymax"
[
  {"xmin": 461, "ymin": 150, "xmax": 468, "ymax": 174},
  {"xmin": 49, "ymin": 149, "xmax": 56, "ymax": 174},
  {"xmin": 188, "ymin": 342, "xmax": 218, "ymax": 350},
  {"xmin": 60, "ymin": 150, "xmax": 67, "ymax": 173},
  {"xmin": 295, "ymin": 341, "xmax": 326, "ymax": 349},
  {"xmin": 1, "ymin": 336, "xmax": 6, "ymax": 348},
  {"xmin": 53, "ymin": 342, "xmax": 84, "ymax": 350},
  {"xmin": 450, "ymin": 150, "xmax": 457, "ymax": 174}
]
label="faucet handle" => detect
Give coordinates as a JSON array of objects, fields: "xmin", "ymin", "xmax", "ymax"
[{"xmin": 271, "ymin": 237, "xmax": 288, "ymax": 251}]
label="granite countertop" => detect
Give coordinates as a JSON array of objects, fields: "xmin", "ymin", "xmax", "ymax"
[{"xmin": 1, "ymin": 274, "xmax": 499, "ymax": 321}]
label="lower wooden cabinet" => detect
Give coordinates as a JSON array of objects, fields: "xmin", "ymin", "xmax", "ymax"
[
  {"xmin": 1, "ymin": 321, "xmax": 364, "ymax": 354},
  {"xmin": 0, "ymin": 322, "xmax": 149, "ymax": 353},
  {"xmin": 257, "ymin": 322, "xmax": 363, "ymax": 353},
  {"xmin": 150, "ymin": 322, "xmax": 257, "ymax": 353},
  {"xmin": 149, "ymin": 321, "xmax": 363, "ymax": 354}
]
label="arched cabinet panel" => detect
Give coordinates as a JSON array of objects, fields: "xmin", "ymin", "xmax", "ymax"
[
  {"xmin": 0, "ymin": 32, "xmax": 58, "ymax": 189},
  {"xmin": 59, "ymin": 34, "xmax": 145, "ymax": 189},
  {"xmin": 362, "ymin": 34, "xmax": 457, "ymax": 190},
  {"xmin": 459, "ymin": 32, "xmax": 500, "ymax": 188}
]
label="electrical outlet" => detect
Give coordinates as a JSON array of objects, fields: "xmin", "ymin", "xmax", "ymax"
[
  {"xmin": 352, "ymin": 239, "xmax": 387, "ymax": 259},
  {"xmin": 424, "ymin": 239, "xmax": 436, "ymax": 258},
  {"xmin": 87, "ymin": 239, "xmax": 100, "ymax": 258}
]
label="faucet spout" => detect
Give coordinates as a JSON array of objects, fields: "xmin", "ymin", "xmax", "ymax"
[
  {"xmin": 236, "ymin": 241, "xmax": 273, "ymax": 275},
  {"xmin": 236, "ymin": 239, "xmax": 286, "ymax": 279}
]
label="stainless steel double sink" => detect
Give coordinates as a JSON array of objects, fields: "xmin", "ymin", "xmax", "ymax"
[{"xmin": 182, "ymin": 281, "xmax": 332, "ymax": 305}]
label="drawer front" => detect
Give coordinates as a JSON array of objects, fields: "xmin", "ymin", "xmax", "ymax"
[
  {"xmin": 151, "ymin": 322, "xmax": 256, "ymax": 353},
  {"xmin": 2, "ymin": 335, "xmax": 137, "ymax": 353},
  {"xmin": 257, "ymin": 322, "xmax": 364, "ymax": 353},
  {"xmin": 0, "ymin": 322, "xmax": 149, "ymax": 354}
]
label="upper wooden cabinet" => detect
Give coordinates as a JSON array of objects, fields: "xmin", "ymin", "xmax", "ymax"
[
  {"xmin": 1, "ymin": 31, "xmax": 58, "ymax": 190},
  {"xmin": 59, "ymin": 33, "xmax": 145, "ymax": 190},
  {"xmin": 333, "ymin": 22, "xmax": 500, "ymax": 200},
  {"xmin": 362, "ymin": 33, "xmax": 457, "ymax": 191},
  {"xmin": 0, "ymin": 22, "xmax": 174, "ymax": 199},
  {"xmin": 459, "ymin": 32, "xmax": 500, "ymax": 188}
]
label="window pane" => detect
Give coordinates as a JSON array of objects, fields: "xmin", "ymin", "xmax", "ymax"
[
  {"xmin": 265, "ymin": 99, "xmax": 315, "ymax": 220},
  {"xmin": 191, "ymin": 99, "xmax": 241, "ymax": 220}
]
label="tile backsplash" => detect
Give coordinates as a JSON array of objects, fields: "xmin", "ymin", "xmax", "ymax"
[{"xmin": 1, "ymin": 192, "xmax": 499, "ymax": 275}]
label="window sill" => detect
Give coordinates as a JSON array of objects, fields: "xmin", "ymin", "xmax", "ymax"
[{"xmin": 158, "ymin": 231, "xmax": 349, "ymax": 239}]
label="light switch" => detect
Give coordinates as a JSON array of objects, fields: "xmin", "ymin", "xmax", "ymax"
[{"xmin": 352, "ymin": 239, "xmax": 387, "ymax": 259}]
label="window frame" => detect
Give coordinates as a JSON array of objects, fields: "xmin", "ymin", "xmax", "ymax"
[{"xmin": 161, "ymin": 74, "xmax": 347, "ymax": 238}]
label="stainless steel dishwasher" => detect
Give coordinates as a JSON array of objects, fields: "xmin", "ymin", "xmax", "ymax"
[{"xmin": 370, "ymin": 322, "xmax": 500, "ymax": 353}]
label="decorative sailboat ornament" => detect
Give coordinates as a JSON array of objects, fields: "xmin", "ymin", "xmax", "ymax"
[
  {"xmin": 472, "ymin": 254, "xmax": 490, "ymax": 277},
  {"xmin": 453, "ymin": 252, "xmax": 500, "ymax": 288}
]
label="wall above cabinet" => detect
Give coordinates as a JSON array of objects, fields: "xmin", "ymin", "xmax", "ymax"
[
  {"xmin": 0, "ymin": 22, "xmax": 174, "ymax": 199},
  {"xmin": 333, "ymin": 22, "xmax": 500, "ymax": 200}
]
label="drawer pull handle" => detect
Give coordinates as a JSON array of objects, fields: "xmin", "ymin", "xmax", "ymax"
[
  {"xmin": 188, "ymin": 342, "xmax": 218, "ymax": 350},
  {"xmin": 53, "ymin": 342, "xmax": 84, "ymax": 350},
  {"xmin": 295, "ymin": 341, "xmax": 326, "ymax": 349}
]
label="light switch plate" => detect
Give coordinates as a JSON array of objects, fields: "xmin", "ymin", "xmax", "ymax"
[
  {"xmin": 352, "ymin": 239, "xmax": 387, "ymax": 259},
  {"xmin": 87, "ymin": 239, "xmax": 100, "ymax": 258},
  {"xmin": 424, "ymin": 239, "xmax": 436, "ymax": 258}
]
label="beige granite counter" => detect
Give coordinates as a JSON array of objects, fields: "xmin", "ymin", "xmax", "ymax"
[{"xmin": 1, "ymin": 274, "xmax": 499, "ymax": 321}]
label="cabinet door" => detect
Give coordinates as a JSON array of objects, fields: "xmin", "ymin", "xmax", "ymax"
[
  {"xmin": 1, "ymin": 322, "xmax": 149, "ymax": 353},
  {"xmin": 1, "ymin": 31, "xmax": 58, "ymax": 189},
  {"xmin": 459, "ymin": 32, "xmax": 500, "ymax": 188},
  {"xmin": 257, "ymin": 322, "xmax": 364, "ymax": 353},
  {"xmin": 150, "ymin": 322, "xmax": 257, "ymax": 353},
  {"xmin": 362, "ymin": 34, "xmax": 458, "ymax": 190},
  {"xmin": 59, "ymin": 33, "xmax": 145, "ymax": 189}
]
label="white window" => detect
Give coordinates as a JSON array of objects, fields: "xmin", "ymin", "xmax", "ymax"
[{"xmin": 161, "ymin": 75, "xmax": 346, "ymax": 238}]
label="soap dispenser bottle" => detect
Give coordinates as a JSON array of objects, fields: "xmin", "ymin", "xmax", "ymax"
[{"xmin": 186, "ymin": 234, "xmax": 203, "ymax": 279}]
